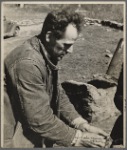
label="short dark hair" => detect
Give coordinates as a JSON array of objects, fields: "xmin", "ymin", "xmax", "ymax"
[{"xmin": 40, "ymin": 9, "xmax": 83, "ymax": 40}]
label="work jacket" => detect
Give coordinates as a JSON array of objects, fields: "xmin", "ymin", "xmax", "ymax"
[{"xmin": 4, "ymin": 36, "xmax": 80, "ymax": 148}]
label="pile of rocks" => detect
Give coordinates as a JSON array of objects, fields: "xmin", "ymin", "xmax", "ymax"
[
  {"xmin": 62, "ymin": 77, "xmax": 119, "ymax": 125},
  {"xmin": 84, "ymin": 17, "xmax": 123, "ymax": 30},
  {"xmin": 101, "ymin": 20, "xmax": 123, "ymax": 30},
  {"xmin": 84, "ymin": 17, "xmax": 101, "ymax": 26},
  {"xmin": 11, "ymin": 19, "xmax": 44, "ymax": 26},
  {"xmin": 11, "ymin": 17, "xmax": 123, "ymax": 30}
]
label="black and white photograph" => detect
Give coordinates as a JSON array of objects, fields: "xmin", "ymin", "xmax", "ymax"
[{"xmin": 1, "ymin": 1, "xmax": 126, "ymax": 148}]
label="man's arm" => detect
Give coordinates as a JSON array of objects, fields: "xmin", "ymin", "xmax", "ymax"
[
  {"xmin": 58, "ymin": 84, "xmax": 87, "ymax": 125},
  {"xmin": 14, "ymin": 60, "xmax": 76, "ymax": 146},
  {"xmin": 14, "ymin": 60, "xmax": 108, "ymax": 148},
  {"xmin": 58, "ymin": 82, "xmax": 108, "ymax": 138}
]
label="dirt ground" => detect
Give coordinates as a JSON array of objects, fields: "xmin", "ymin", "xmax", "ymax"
[
  {"xmin": 4, "ymin": 23, "xmax": 123, "ymax": 83},
  {"xmin": 3, "ymin": 4, "xmax": 124, "ymax": 141},
  {"xmin": 3, "ymin": 5, "xmax": 123, "ymax": 83},
  {"xmin": 3, "ymin": 22, "xmax": 123, "ymax": 133}
]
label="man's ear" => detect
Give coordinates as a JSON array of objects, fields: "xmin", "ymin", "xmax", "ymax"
[{"xmin": 46, "ymin": 31, "xmax": 52, "ymax": 42}]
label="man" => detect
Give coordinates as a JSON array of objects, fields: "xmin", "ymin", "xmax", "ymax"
[
  {"xmin": 111, "ymin": 66, "xmax": 123, "ymax": 147},
  {"xmin": 4, "ymin": 9, "xmax": 108, "ymax": 148}
]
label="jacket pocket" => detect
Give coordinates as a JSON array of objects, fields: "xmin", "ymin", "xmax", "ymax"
[
  {"xmin": 13, "ymin": 122, "xmax": 35, "ymax": 148},
  {"xmin": 4, "ymin": 122, "xmax": 35, "ymax": 148}
]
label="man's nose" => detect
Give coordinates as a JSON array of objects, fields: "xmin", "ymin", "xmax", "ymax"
[{"xmin": 66, "ymin": 46, "xmax": 73, "ymax": 53}]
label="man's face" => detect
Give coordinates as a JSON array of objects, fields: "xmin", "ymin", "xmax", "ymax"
[{"xmin": 47, "ymin": 24, "xmax": 79, "ymax": 61}]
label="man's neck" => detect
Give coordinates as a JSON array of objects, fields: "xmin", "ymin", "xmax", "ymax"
[
  {"xmin": 42, "ymin": 41, "xmax": 58, "ymax": 65},
  {"xmin": 38, "ymin": 38, "xmax": 59, "ymax": 70}
]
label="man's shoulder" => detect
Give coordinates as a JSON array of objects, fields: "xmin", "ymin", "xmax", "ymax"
[{"xmin": 5, "ymin": 36, "xmax": 46, "ymax": 70}]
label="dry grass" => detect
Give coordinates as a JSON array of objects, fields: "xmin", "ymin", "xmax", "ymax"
[
  {"xmin": 3, "ymin": 4, "xmax": 48, "ymax": 21},
  {"xmin": 3, "ymin": 4, "xmax": 124, "ymax": 82},
  {"xmin": 81, "ymin": 4, "xmax": 124, "ymax": 22},
  {"xmin": 3, "ymin": 4, "xmax": 124, "ymax": 134},
  {"xmin": 59, "ymin": 25, "xmax": 123, "ymax": 83},
  {"xmin": 3, "ymin": 4, "xmax": 124, "ymax": 22}
]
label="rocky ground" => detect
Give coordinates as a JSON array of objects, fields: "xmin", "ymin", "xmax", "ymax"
[
  {"xmin": 3, "ymin": 21, "xmax": 123, "ymax": 132},
  {"xmin": 3, "ymin": 6, "xmax": 125, "ymax": 147}
]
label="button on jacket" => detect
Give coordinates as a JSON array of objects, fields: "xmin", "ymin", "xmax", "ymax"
[{"xmin": 4, "ymin": 36, "xmax": 80, "ymax": 148}]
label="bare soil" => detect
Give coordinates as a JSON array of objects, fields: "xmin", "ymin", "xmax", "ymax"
[
  {"xmin": 3, "ymin": 21, "xmax": 123, "ymax": 134},
  {"xmin": 4, "ymin": 24, "xmax": 123, "ymax": 82}
]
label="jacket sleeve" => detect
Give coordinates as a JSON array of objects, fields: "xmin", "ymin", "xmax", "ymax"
[
  {"xmin": 14, "ymin": 60, "xmax": 76, "ymax": 146},
  {"xmin": 58, "ymin": 84, "xmax": 81, "ymax": 125}
]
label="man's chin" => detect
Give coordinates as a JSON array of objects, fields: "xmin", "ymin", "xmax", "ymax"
[{"xmin": 57, "ymin": 56, "xmax": 63, "ymax": 61}]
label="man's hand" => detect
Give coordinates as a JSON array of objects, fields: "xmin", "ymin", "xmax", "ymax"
[
  {"xmin": 78, "ymin": 123, "xmax": 108, "ymax": 137},
  {"xmin": 74, "ymin": 131, "xmax": 107, "ymax": 148}
]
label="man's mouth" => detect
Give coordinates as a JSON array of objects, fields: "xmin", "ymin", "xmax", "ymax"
[
  {"xmin": 57, "ymin": 55, "xmax": 64, "ymax": 60},
  {"xmin": 60, "ymin": 54, "xmax": 64, "ymax": 57}
]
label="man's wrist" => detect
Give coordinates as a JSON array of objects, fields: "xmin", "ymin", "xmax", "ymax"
[
  {"xmin": 71, "ymin": 130, "xmax": 82, "ymax": 146},
  {"xmin": 71, "ymin": 117, "xmax": 88, "ymax": 129}
]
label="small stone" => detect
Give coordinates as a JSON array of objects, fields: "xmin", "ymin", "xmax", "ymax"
[
  {"xmin": 95, "ymin": 23, "xmax": 101, "ymax": 26},
  {"xmin": 105, "ymin": 53, "xmax": 113, "ymax": 58},
  {"xmin": 82, "ymin": 76, "xmax": 86, "ymax": 79},
  {"xmin": 89, "ymin": 22, "xmax": 95, "ymax": 25},
  {"xmin": 106, "ymin": 28, "xmax": 112, "ymax": 32},
  {"xmin": 79, "ymin": 33, "xmax": 83, "ymax": 37},
  {"xmin": 106, "ymin": 49, "xmax": 111, "ymax": 53}
]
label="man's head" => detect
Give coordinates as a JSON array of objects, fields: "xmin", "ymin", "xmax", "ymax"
[{"xmin": 39, "ymin": 9, "xmax": 83, "ymax": 62}]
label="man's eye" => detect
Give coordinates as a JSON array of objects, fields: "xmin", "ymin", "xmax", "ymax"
[
  {"xmin": 64, "ymin": 44, "xmax": 72, "ymax": 49},
  {"xmin": 57, "ymin": 45, "xmax": 64, "ymax": 50}
]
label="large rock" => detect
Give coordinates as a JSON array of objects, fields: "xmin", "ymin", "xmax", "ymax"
[{"xmin": 62, "ymin": 75, "xmax": 121, "ymax": 133}]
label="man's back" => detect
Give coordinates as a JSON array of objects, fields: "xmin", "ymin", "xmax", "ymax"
[{"xmin": 4, "ymin": 36, "xmax": 46, "ymax": 147}]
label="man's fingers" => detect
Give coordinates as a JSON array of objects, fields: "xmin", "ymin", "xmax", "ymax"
[
  {"xmin": 90, "ymin": 141, "xmax": 105, "ymax": 148},
  {"xmin": 79, "ymin": 123, "xmax": 108, "ymax": 138},
  {"xmin": 82, "ymin": 143, "xmax": 100, "ymax": 148},
  {"xmin": 81, "ymin": 132, "xmax": 107, "ymax": 148},
  {"xmin": 91, "ymin": 137, "xmax": 106, "ymax": 147},
  {"xmin": 98, "ymin": 130, "xmax": 109, "ymax": 137},
  {"xmin": 89, "ymin": 126, "xmax": 108, "ymax": 137},
  {"xmin": 96, "ymin": 139, "xmax": 106, "ymax": 147},
  {"xmin": 93, "ymin": 142, "xmax": 105, "ymax": 148},
  {"xmin": 82, "ymin": 137, "xmax": 106, "ymax": 148},
  {"xmin": 95, "ymin": 128, "xmax": 108, "ymax": 137}
]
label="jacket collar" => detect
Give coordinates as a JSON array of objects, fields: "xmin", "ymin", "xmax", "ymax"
[
  {"xmin": 30, "ymin": 36, "xmax": 60, "ymax": 71},
  {"xmin": 38, "ymin": 39, "xmax": 60, "ymax": 71}
]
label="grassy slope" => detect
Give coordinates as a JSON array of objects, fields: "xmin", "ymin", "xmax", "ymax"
[
  {"xmin": 3, "ymin": 4, "xmax": 48, "ymax": 21},
  {"xmin": 3, "ymin": 4, "xmax": 124, "ymax": 134},
  {"xmin": 3, "ymin": 3, "xmax": 123, "ymax": 98},
  {"xmin": 59, "ymin": 25, "xmax": 123, "ymax": 83},
  {"xmin": 3, "ymin": 4, "xmax": 123, "ymax": 22}
]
